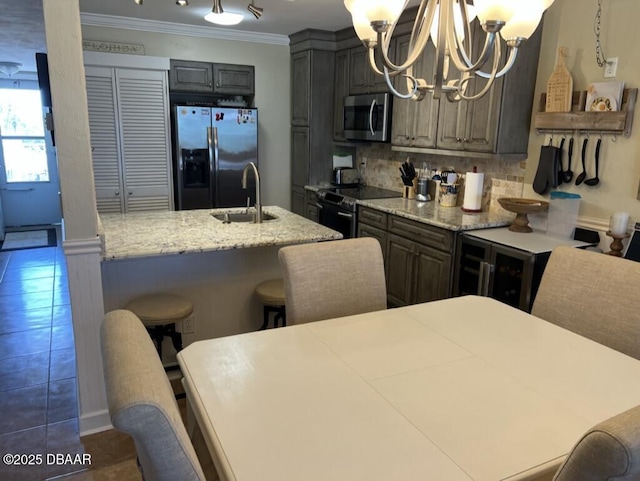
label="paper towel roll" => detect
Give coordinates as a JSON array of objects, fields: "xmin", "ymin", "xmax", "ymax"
[{"xmin": 462, "ymin": 172, "xmax": 484, "ymax": 212}]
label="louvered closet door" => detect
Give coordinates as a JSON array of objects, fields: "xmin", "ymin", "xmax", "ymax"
[
  {"xmin": 86, "ymin": 67, "xmax": 125, "ymax": 213},
  {"xmin": 116, "ymin": 69, "xmax": 172, "ymax": 212}
]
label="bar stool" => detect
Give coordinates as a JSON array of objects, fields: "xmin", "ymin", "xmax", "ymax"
[
  {"xmin": 255, "ymin": 279, "xmax": 286, "ymax": 330},
  {"xmin": 124, "ymin": 293, "xmax": 193, "ymax": 364}
]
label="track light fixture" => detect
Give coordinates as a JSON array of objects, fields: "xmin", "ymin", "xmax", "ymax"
[
  {"xmin": 134, "ymin": 0, "xmax": 143, "ymax": 5},
  {"xmin": 205, "ymin": 0, "xmax": 244, "ymax": 25},
  {"xmin": 0, "ymin": 62, "xmax": 22, "ymax": 77},
  {"xmin": 176, "ymin": 0, "xmax": 189, "ymax": 6},
  {"xmin": 247, "ymin": 1, "xmax": 263, "ymax": 19}
]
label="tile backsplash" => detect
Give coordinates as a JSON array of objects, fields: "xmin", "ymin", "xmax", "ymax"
[{"xmin": 356, "ymin": 144, "xmax": 525, "ymax": 212}]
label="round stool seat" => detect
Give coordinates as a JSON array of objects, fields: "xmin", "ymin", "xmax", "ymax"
[
  {"xmin": 255, "ymin": 279, "xmax": 285, "ymax": 306},
  {"xmin": 125, "ymin": 293, "xmax": 193, "ymax": 327}
]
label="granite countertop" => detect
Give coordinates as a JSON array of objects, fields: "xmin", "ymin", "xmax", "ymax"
[
  {"xmin": 357, "ymin": 197, "xmax": 513, "ymax": 231},
  {"xmin": 99, "ymin": 206, "xmax": 343, "ymax": 261}
]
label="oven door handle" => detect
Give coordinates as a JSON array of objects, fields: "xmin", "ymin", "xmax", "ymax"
[
  {"xmin": 369, "ymin": 99, "xmax": 377, "ymax": 136},
  {"xmin": 337, "ymin": 211, "xmax": 353, "ymax": 219},
  {"xmin": 315, "ymin": 203, "xmax": 323, "ymax": 210}
]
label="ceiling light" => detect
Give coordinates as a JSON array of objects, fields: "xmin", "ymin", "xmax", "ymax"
[
  {"xmin": 176, "ymin": 0, "xmax": 189, "ymax": 5},
  {"xmin": 346, "ymin": 0, "xmax": 553, "ymax": 103},
  {"xmin": 134, "ymin": 0, "xmax": 143, "ymax": 5},
  {"xmin": 247, "ymin": 1, "xmax": 263, "ymax": 19},
  {"xmin": 205, "ymin": 0, "xmax": 244, "ymax": 25},
  {"xmin": 0, "ymin": 62, "xmax": 22, "ymax": 77}
]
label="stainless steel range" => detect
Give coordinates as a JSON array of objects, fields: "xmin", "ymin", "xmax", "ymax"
[{"xmin": 315, "ymin": 186, "xmax": 401, "ymax": 238}]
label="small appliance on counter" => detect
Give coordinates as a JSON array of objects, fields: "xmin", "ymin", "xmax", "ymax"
[{"xmin": 332, "ymin": 167, "xmax": 359, "ymax": 186}]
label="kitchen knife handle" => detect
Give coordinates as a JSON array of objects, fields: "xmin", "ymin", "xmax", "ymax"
[{"xmin": 369, "ymin": 99, "xmax": 376, "ymax": 136}]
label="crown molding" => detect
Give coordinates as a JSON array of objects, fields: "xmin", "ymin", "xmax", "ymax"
[{"xmin": 80, "ymin": 13, "xmax": 290, "ymax": 47}]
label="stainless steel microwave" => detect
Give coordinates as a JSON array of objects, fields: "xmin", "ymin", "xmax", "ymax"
[{"xmin": 343, "ymin": 93, "xmax": 392, "ymax": 142}]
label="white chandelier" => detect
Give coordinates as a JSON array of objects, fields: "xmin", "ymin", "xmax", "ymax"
[{"xmin": 344, "ymin": 0, "xmax": 555, "ymax": 102}]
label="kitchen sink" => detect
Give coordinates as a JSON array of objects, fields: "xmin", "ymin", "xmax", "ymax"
[{"xmin": 211, "ymin": 211, "xmax": 278, "ymax": 223}]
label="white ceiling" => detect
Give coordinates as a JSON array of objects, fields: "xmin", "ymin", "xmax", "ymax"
[{"xmin": 0, "ymin": 0, "xmax": 359, "ymax": 75}]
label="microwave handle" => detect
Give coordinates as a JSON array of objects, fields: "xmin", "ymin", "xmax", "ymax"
[{"xmin": 369, "ymin": 99, "xmax": 377, "ymax": 136}]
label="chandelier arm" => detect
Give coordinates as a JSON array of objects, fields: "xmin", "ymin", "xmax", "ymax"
[
  {"xmin": 432, "ymin": 0, "xmax": 452, "ymax": 99},
  {"xmin": 382, "ymin": 66, "xmax": 420, "ymax": 100},
  {"xmin": 373, "ymin": 22, "xmax": 431, "ymax": 74},
  {"xmin": 456, "ymin": 42, "xmax": 501, "ymax": 101},
  {"xmin": 474, "ymin": 46, "xmax": 519, "ymax": 79},
  {"xmin": 447, "ymin": 27, "xmax": 497, "ymax": 74},
  {"xmin": 367, "ymin": 47, "xmax": 402, "ymax": 77}
]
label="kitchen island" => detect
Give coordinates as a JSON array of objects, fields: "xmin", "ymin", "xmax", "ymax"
[{"xmin": 99, "ymin": 206, "xmax": 342, "ymax": 358}]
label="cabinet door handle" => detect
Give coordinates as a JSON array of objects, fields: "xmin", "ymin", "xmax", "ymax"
[
  {"xmin": 463, "ymin": 138, "xmax": 469, "ymax": 143},
  {"xmin": 456, "ymin": 137, "xmax": 462, "ymax": 142},
  {"xmin": 482, "ymin": 262, "xmax": 494, "ymax": 296},
  {"xmin": 337, "ymin": 212, "xmax": 353, "ymax": 219},
  {"xmin": 115, "ymin": 191, "xmax": 120, "ymax": 196},
  {"xmin": 128, "ymin": 192, "xmax": 133, "ymax": 196}
]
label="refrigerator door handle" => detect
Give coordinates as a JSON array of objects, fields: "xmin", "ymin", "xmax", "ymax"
[{"xmin": 207, "ymin": 126, "xmax": 218, "ymax": 206}]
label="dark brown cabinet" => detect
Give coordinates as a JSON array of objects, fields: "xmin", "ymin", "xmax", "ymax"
[
  {"xmin": 333, "ymin": 49, "xmax": 350, "ymax": 141},
  {"xmin": 169, "ymin": 60, "xmax": 254, "ymax": 96},
  {"xmin": 169, "ymin": 60, "xmax": 213, "ymax": 92},
  {"xmin": 305, "ymin": 190, "xmax": 319, "ymax": 222},
  {"xmin": 391, "ymin": 34, "xmax": 438, "ymax": 149},
  {"xmin": 212, "ymin": 64, "xmax": 254, "ymax": 95},
  {"xmin": 289, "ymin": 31, "xmax": 336, "ymax": 216},
  {"xmin": 357, "ymin": 206, "xmax": 453, "ymax": 307},
  {"xmin": 390, "ymin": 21, "xmax": 543, "ymax": 156},
  {"xmin": 348, "ymin": 43, "xmax": 394, "ymax": 95}
]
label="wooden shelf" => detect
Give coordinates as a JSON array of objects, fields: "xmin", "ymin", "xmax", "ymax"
[{"xmin": 534, "ymin": 88, "xmax": 637, "ymax": 137}]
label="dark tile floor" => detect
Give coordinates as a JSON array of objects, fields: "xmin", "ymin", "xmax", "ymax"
[{"xmin": 0, "ymin": 238, "xmax": 143, "ymax": 480}]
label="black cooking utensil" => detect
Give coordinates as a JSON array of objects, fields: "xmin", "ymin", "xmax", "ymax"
[
  {"xmin": 575, "ymin": 138, "xmax": 588, "ymax": 186},
  {"xmin": 585, "ymin": 138, "xmax": 602, "ymax": 186},
  {"xmin": 557, "ymin": 138, "xmax": 565, "ymax": 185},
  {"xmin": 563, "ymin": 137, "xmax": 574, "ymax": 183}
]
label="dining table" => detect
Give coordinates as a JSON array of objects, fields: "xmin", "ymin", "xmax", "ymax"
[{"xmin": 177, "ymin": 295, "xmax": 640, "ymax": 481}]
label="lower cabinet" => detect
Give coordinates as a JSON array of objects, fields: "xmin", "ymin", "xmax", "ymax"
[
  {"xmin": 358, "ymin": 206, "xmax": 453, "ymax": 307},
  {"xmin": 305, "ymin": 190, "xmax": 319, "ymax": 222}
]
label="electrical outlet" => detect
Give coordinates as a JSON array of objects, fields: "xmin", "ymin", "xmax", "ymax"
[
  {"xmin": 604, "ymin": 57, "xmax": 618, "ymax": 78},
  {"xmin": 182, "ymin": 316, "xmax": 195, "ymax": 334}
]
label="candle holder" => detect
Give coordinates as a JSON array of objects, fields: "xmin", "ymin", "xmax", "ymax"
[{"xmin": 606, "ymin": 231, "xmax": 629, "ymax": 257}]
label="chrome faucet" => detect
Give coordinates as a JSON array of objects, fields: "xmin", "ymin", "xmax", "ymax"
[{"xmin": 241, "ymin": 161, "xmax": 262, "ymax": 223}]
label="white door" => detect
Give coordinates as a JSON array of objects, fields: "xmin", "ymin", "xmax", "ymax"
[{"xmin": 0, "ymin": 81, "xmax": 61, "ymax": 227}]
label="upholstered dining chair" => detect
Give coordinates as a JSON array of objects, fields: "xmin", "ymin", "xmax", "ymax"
[
  {"xmin": 278, "ymin": 237, "xmax": 387, "ymax": 324},
  {"xmin": 553, "ymin": 404, "xmax": 640, "ymax": 480},
  {"xmin": 100, "ymin": 309, "xmax": 217, "ymax": 481},
  {"xmin": 531, "ymin": 246, "xmax": 640, "ymax": 360}
]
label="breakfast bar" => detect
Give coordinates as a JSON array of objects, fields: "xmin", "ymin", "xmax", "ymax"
[
  {"xmin": 178, "ymin": 296, "xmax": 640, "ymax": 481},
  {"xmin": 98, "ymin": 206, "xmax": 342, "ymax": 348}
]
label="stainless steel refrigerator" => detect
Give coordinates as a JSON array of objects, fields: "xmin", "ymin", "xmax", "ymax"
[{"xmin": 173, "ymin": 106, "xmax": 258, "ymax": 210}]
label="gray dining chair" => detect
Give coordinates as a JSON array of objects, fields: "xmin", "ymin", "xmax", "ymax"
[
  {"xmin": 100, "ymin": 309, "xmax": 217, "ymax": 481},
  {"xmin": 531, "ymin": 246, "xmax": 640, "ymax": 360},
  {"xmin": 553, "ymin": 404, "xmax": 640, "ymax": 480},
  {"xmin": 278, "ymin": 237, "xmax": 387, "ymax": 324}
]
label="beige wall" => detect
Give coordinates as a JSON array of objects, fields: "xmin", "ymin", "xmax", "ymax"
[
  {"xmin": 82, "ymin": 25, "xmax": 292, "ymax": 209},
  {"xmin": 524, "ymin": 0, "xmax": 640, "ymax": 229}
]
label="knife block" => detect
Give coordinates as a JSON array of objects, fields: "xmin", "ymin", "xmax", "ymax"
[{"xmin": 402, "ymin": 179, "xmax": 417, "ymax": 199}]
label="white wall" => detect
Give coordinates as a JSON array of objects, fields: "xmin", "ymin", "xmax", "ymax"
[
  {"xmin": 524, "ymin": 0, "xmax": 640, "ymax": 230},
  {"xmin": 81, "ymin": 24, "xmax": 292, "ymax": 209}
]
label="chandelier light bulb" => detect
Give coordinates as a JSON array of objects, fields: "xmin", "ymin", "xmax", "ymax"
[
  {"xmin": 500, "ymin": 0, "xmax": 544, "ymax": 41},
  {"xmin": 363, "ymin": 0, "xmax": 405, "ymax": 25},
  {"xmin": 430, "ymin": 2, "xmax": 476, "ymax": 48},
  {"xmin": 474, "ymin": 0, "xmax": 516, "ymax": 24},
  {"xmin": 352, "ymin": 10, "xmax": 376, "ymax": 43}
]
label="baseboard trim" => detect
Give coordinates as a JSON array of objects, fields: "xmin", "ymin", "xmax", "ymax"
[{"xmin": 79, "ymin": 409, "xmax": 112, "ymax": 436}]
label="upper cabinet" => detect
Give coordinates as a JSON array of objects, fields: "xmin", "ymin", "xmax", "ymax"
[
  {"xmin": 212, "ymin": 64, "xmax": 255, "ymax": 96},
  {"xmin": 389, "ymin": 21, "xmax": 543, "ymax": 157},
  {"xmin": 333, "ymin": 49, "xmax": 350, "ymax": 142},
  {"xmin": 169, "ymin": 59, "xmax": 213, "ymax": 92},
  {"xmin": 348, "ymin": 42, "xmax": 395, "ymax": 95},
  {"xmin": 169, "ymin": 59, "xmax": 255, "ymax": 96},
  {"xmin": 391, "ymin": 34, "xmax": 438, "ymax": 149}
]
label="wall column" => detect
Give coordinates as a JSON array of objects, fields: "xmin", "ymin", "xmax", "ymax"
[{"xmin": 42, "ymin": 0, "xmax": 110, "ymax": 434}]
